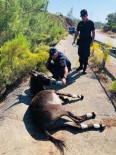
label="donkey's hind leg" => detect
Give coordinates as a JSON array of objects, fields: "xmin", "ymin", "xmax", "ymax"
[
  {"xmin": 66, "ymin": 111, "xmax": 96, "ymax": 123},
  {"xmin": 48, "ymin": 119, "xmax": 105, "ymax": 132}
]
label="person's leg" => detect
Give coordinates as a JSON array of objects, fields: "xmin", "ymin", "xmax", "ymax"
[
  {"xmin": 76, "ymin": 46, "xmax": 83, "ymax": 71},
  {"xmin": 58, "ymin": 69, "xmax": 66, "ymax": 79},
  {"xmin": 82, "ymin": 56, "xmax": 89, "ymax": 74},
  {"xmin": 47, "ymin": 62, "xmax": 60, "ymax": 79},
  {"xmin": 82, "ymin": 43, "xmax": 90, "ymax": 74}
]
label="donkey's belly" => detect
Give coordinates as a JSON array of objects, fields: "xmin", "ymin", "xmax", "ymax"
[{"xmin": 47, "ymin": 92, "xmax": 62, "ymax": 105}]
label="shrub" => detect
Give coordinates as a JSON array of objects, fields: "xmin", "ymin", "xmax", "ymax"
[
  {"xmin": 90, "ymin": 42, "xmax": 111, "ymax": 70},
  {"xmin": 0, "ymin": 34, "xmax": 49, "ymax": 91},
  {"xmin": 111, "ymin": 80, "xmax": 116, "ymax": 93}
]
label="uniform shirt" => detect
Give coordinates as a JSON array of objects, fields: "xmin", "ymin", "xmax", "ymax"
[
  {"xmin": 77, "ymin": 20, "xmax": 95, "ymax": 41},
  {"xmin": 53, "ymin": 51, "xmax": 71, "ymax": 70}
]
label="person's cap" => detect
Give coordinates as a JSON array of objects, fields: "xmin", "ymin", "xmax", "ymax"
[
  {"xmin": 80, "ymin": 9, "xmax": 88, "ymax": 17},
  {"xmin": 49, "ymin": 47, "xmax": 57, "ymax": 57}
]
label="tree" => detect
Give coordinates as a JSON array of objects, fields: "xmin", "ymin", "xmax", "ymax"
[
  {"xmin": 105, "ymin": 12, "xmax": 116, "ymax": 32},
  {"xmin": 67, "ymin": 7, "xmax": 74, "ymax": 19},
  {"xmin": 0, "ymin": 0, "xmax": 68, "ymax": 92}
]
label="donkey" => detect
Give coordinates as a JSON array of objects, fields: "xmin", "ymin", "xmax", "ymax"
[{"xmin": 29, "ymin": 70, "xmax": 105, "ymax": 155}]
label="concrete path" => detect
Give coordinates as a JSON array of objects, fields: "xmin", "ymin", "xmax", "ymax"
[
  {"xmin": 0, "ymin": 35, "xmax": 116, "ymax": 155},
  {"xmin": 95, "ymin": 31, "xmax": 116, "ymax": 48}
]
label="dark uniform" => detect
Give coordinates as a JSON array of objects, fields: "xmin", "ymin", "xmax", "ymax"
[
  {"xmin": 47, "ymin": 51, "xmax": 71, "ymax": 79},
  {"xmin": 77, "ymin": 20, "xmax": 95, "ymax": 69}
]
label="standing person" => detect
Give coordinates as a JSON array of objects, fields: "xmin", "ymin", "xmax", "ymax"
[
  {"xmin": 46, "ymin": 47, "xmax": 71, "ymax": 85},
  {"xmin": 73, "ymin": 9, "xmax": 95, "ymax": 74}
]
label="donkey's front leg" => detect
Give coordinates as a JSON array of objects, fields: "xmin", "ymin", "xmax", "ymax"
[
  {"xmin": 56, "ymin": 92, "xmax": 84, "ymax": 100},
  {"xmin": 59, "ymin": 95, "xmax": 69, "ymax": 103},
  {"xmin": 66, "ymin": 112, "xmax": 96, "ymax": 123}
]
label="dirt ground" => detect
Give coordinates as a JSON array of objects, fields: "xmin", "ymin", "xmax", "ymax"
[{"xmin": 0, "ymin": 35, "xmax": 116, "ymax": 155}]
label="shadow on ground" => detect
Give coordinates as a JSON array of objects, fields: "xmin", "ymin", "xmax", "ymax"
[
  {"xmin": 5, "ymin": 89, "xmax": 31, "ymax": 111},
  {"xmin": 49, "ymin": 69, "xmax": 84, "ymax": 91},
  {"xmin": 5, "ymin": 69, "xmax": 83, "ymax": 111}
]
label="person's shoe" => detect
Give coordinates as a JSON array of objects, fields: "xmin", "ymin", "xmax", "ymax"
[
  {"xmin": 76, "ymin": 66, "xmax": 83, "ymax": 72},
  {"xmin": 82, "ymin": 70, "xmax": 87, "ymax": 75}
]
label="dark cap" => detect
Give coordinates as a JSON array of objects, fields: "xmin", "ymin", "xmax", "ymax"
[
  {"xmin": 80, "ymin": 9, "xmax": 88, "ymax": 17},
  {"xmin": 49, "ymin": 47, "xmax": 57, "ymax": 57}
]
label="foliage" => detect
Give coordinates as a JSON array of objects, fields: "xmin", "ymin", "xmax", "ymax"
[
  {"xmin": 67, "ymin": 7, "xmax": 79, "ymax": 27},
  {"xmin": 0, "ymin": 0, "xmax": 68, "ymax": 92},
  {"xmin": 111, "ymin": 80, "xmax": 116, "ymax": 93},
  {"xmin": 0, "ymin": 34, "xmax": 49, "ymax": 91},
  {"xmin": 95, "ymin": 22, "xmax": 105, "ymax": 29},
  {"xmin": 91, "ymin": 43, "xmax": 104, "ymax": 68},
  {"xmin": 90, "ymin": 42, "xmax": 111, "ymax": 70},
  {"xmin": 0, "ymin": 34, "xmax": 48, "ymax": 89},
  {"xmin": 67, "ymin": 7, "xmax": 74, "ymax": 20},
  {"xmin": 0, "ymin": 0, "xmax": 67, "ymax": 47},
  {"xmin": 105, "ymin": 12, "xmax": 116, "ymax": 32},
  {"xmin": 73, "ymin": 19, "xmax": 79, "ymax": 26}
]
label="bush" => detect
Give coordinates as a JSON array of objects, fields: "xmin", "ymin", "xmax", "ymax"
[
  {"xmin": 111, "ymin": 80, "xmax": 116, "ymax": 93},
  {"xmin": 0, "ymin": 0, "xmax": 68, "ymax": 94},
  {"xmin": 0, "ymin": 34, "xmax": 49, "ymax": 91},
  {"xmin": 90, "ymin": 42, "xmax": 111, "ymax": 70}
]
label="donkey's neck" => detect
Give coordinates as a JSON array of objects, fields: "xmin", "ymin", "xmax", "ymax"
[{"xmin": 37, "ymin": 85, "xmax": 46, "ymax": 93}]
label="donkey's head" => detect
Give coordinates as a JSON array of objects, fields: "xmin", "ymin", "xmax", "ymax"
[{"xmin": 30, "ymin": 70, "xmax": 55, "ymax": 96}]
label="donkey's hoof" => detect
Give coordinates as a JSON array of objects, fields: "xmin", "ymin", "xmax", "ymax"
[
  {"xmin": 80, "ymin": 95, "xmax": 84, "ymax": 100},
  {"xmin": 92, "ymin": 112, "xmax": 96, "ymax": 119},
  {"xmin": 100, "ymin": 124, "xmax": 106, "ymax": 131},
  {"xmin": 64, "ymin": 98, "xmax": 69, "ymax": 103}
]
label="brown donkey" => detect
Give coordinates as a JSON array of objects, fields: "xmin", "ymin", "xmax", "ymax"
[{"xmin": 29, "ymin": 70, "xmax": 105, "ymax": 155}]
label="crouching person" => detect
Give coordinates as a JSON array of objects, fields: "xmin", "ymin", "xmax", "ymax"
[{"xmin": 46, "ymin": 47, "xmax": 71, "ymax": 85}]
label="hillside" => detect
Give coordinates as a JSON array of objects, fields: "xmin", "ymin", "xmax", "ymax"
[{"xmin": 0, "ymin": 0, "xmax": 69, "ymax": 98}]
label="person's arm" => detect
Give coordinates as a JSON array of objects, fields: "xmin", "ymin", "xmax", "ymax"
[
  {"xmin": 73, "ymin": 31, "xmax": 79, "ymax": 44},
  {"xmin": 61, "ymin": 67, "xmax": 68, "ymax": 85},
  {"xmin": 91, "ymin": 30, "xmax": 95, "ymax": 46},
  {"xmin": 64, "ymin": 67, "xmax": 68, "ymax": 79},
  {"xmin": 90, "ymin": 22, "xmax": 95, "ymax": 46},
  {"xmin": 60, "ymin": 59, "xmax": 68, "ymax": 85},
  {"xmin": 45, "ymin": 57, "xmax": 51, "ymax": 67}
]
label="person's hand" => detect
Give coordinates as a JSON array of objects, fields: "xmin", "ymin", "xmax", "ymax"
[
  {"xmin": 61, "ymin": 78, "xmax": 66, "ymax": 85},
  {"xmin": 72, "ymin": 41, "xmax": 75, "ymax": 45}
]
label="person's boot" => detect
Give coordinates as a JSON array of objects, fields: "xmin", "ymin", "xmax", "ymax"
[
  {"xmin": 76, "ymin": 63, "xmax": 83, "ymax": 72},
  {"xmin": 82, "ymin": 64, "xmax": 87, "ymax": 74}
]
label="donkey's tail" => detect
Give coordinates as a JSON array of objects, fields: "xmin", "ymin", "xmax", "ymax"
[{"xmin": 45, "ymin": 130, "xmax": 66, "ymax": 155}]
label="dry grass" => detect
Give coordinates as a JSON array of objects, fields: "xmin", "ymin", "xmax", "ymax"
[{"xmin": 102, "ymin": 118, "xmax": 116, "ymax": 127}]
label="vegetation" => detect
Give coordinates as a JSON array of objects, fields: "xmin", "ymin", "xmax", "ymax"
[
  {"xmin": 104, "ymin": 12, "xmax": 116, "ymax": 32},
  {"xmin": 94, "ymin": 22, "xmax": 105, "ymax": 29},
  {"xmin": 67, "ymin": 7, "xmax": 79, "ymax": 26},
  {"xmin": 0, "ymin": 0, "xmax": 68, "ymax": 93},
  {"xmin": 111, "ymin": 80, "xmax": 116, "ymax": 93},
  {"xmin": 90, "ymin": 42, "xmax": 111, "ymax": 71}
]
